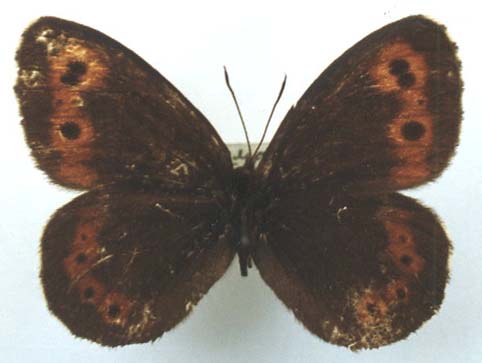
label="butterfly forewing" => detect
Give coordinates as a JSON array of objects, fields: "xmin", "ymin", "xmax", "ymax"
[
  {"xmin": 257, "ymin": 16, "xmax": 461, "ymax": 194},
  {"xmin": 15, "ymin": 17, "xmax": 232, "ymax": 190},
  {"xmin": 41, "ymin": 187, "xmax": 234, "ymax": 346}
]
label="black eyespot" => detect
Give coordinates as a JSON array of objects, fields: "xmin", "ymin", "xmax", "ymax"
[
  {"xmin": 402, "ymin": 121, "xmax": 425, "ymax": 141},
  {"xmin": 60, "ymin": 121, "xmax": 81, "ymax": 140},
  {"xmin": 60, "ymin": 61, "xmax": 87, "ymax": 85},
  {"xmin": 396, "ymin": 288, "xmax": 406, "ymax": 300},
  {"xmin": 398, "ymin": 72, "xmax": 416, "ymax": 88},
  {"xmin": 108, "ymin": 304, "xmax": 120, "ymax": 318},
  {"xmin": 366, "ymin": 303, "xmax": 377, "ymax": 314},
  {"xmin": 400, "ymin": 254, "xmax": 413, "ymax": 266},
  {"xmin": 83, "ymin": 287, "xmax": 95, "ymax": 299},
  {"xmin": 389, "ymin": 59, "xmax": 410, "ymax": 75},
  {"xmin": 75, "ymin": 253, "xmax": 87, "ymax": 264},
  {"xmin": 80, "ymin": 233, "xmax": 87, "ymax": 241}
]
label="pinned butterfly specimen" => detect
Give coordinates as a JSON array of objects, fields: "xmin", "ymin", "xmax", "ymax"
[{"xmin": 15, "ymin": 15, "xmax": 462, "ymax": 350}]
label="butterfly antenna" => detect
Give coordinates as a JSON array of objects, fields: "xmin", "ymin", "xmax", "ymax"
[
  {"xmin": 251, "ymin": 74, "xmax": 287, "ymax": 161},
  {"xmin": 224, "ymin": 66, "xmax": 252, "ymax": 158}
]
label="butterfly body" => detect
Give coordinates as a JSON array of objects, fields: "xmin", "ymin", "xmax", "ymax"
[
  {"xmin": 16, "ymin": 16, "xmax": 461, "ymax": 349},
  {"xmin": 230, "ymin": 162, "xmax": 270, "ymax": 276}
]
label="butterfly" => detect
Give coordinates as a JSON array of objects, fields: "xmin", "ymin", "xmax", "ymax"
[{"xmin": 15, "ymin": 15, "xmax": 462, "ymax": 350}]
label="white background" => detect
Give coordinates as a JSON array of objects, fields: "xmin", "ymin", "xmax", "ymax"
[{"xmin": 1, "ymin": 1, "xmax": 481, "ymax": 362}]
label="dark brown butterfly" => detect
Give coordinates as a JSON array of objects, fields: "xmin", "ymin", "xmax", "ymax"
[{"xmin": 15, "ymin": 15, "xmax": 462, "ymax": 350}]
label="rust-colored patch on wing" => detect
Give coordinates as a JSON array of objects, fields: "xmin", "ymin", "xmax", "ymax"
[
  {"xmin": 49, "ymin": 40, "xmax": 109, "ymax": 90},
  {"xmin": 383, "ymin": 220, "xmax": 425, "ymax": 276},
  {"xmin": 77, "ymin": 276, "xmax": 107, "ymax": 305},
  {"xmin": 63, "ymin": 214, "xmax": 102, "ymax": 279},
  {"xmin": 63, "ymin": 207, "xmax": 134, "ymax": 325},
  {"xmin": 370, "ymin": 41, "xmax": 434, "ymax": 188},
  {"xmin": 353, "ymin": 206, "xmax": 432, "ymax": 326},
  {"xmin": 100, "ymin": 292, "xmax": 134, "ymax": 327},
  {"xmin": 44, "ymin": 34, "xmax": 110, "ymax": 188},
  {"xmin": 378, "ymin": 207, "xmax": 426, "ymax": 277},
  {"xmin": 370, "ymin": 42, "xmax": 427, "ymax": 92},
  {"xmin": 384, "ymin": 279, "xmax": 409, "ymax": 304},
  {"xmin": 354, "ymin": 277, "xmax": 410, "ymax": 328},
  {"xmin": 355, "ymin": 290, "xmax": 388, "ymax": 325}
]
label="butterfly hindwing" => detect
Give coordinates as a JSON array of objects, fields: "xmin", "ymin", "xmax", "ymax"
[
  {"xmin": 258, "ymin": 16, "xmax": 461, "ymax": 194},
  {"xmin": 41, "ymin": 186, "xmax": 234, "ymax": 346},
  {"xmin": 253, "ymin": 191, "xmax": 450, "ymax": 350},
  {"xmin": 15, "ymin": 17, "xmax": 232, "ymax": 190}
]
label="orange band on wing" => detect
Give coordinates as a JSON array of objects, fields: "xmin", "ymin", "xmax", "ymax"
[
  {"xmin": 370, "ymin": 41, "xmax": 434, "ymax": 188},
  {"xmin": 63, "ymin": 207, "xmax": 134, "ymax": 326},
  {"xmin": 353, "ymin": 276, "xmax": 411, "ymax": 328},
  {"xmin": 45, "ymin": 36, "xmax": 110, "ymax": 188},
  {"xmin": 377, "ymin": 207, "xmax": 426, "ymax": 277},
  {"xmin": 48, "ymin": 40, "xmax": 109, "ymax": 90}
]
